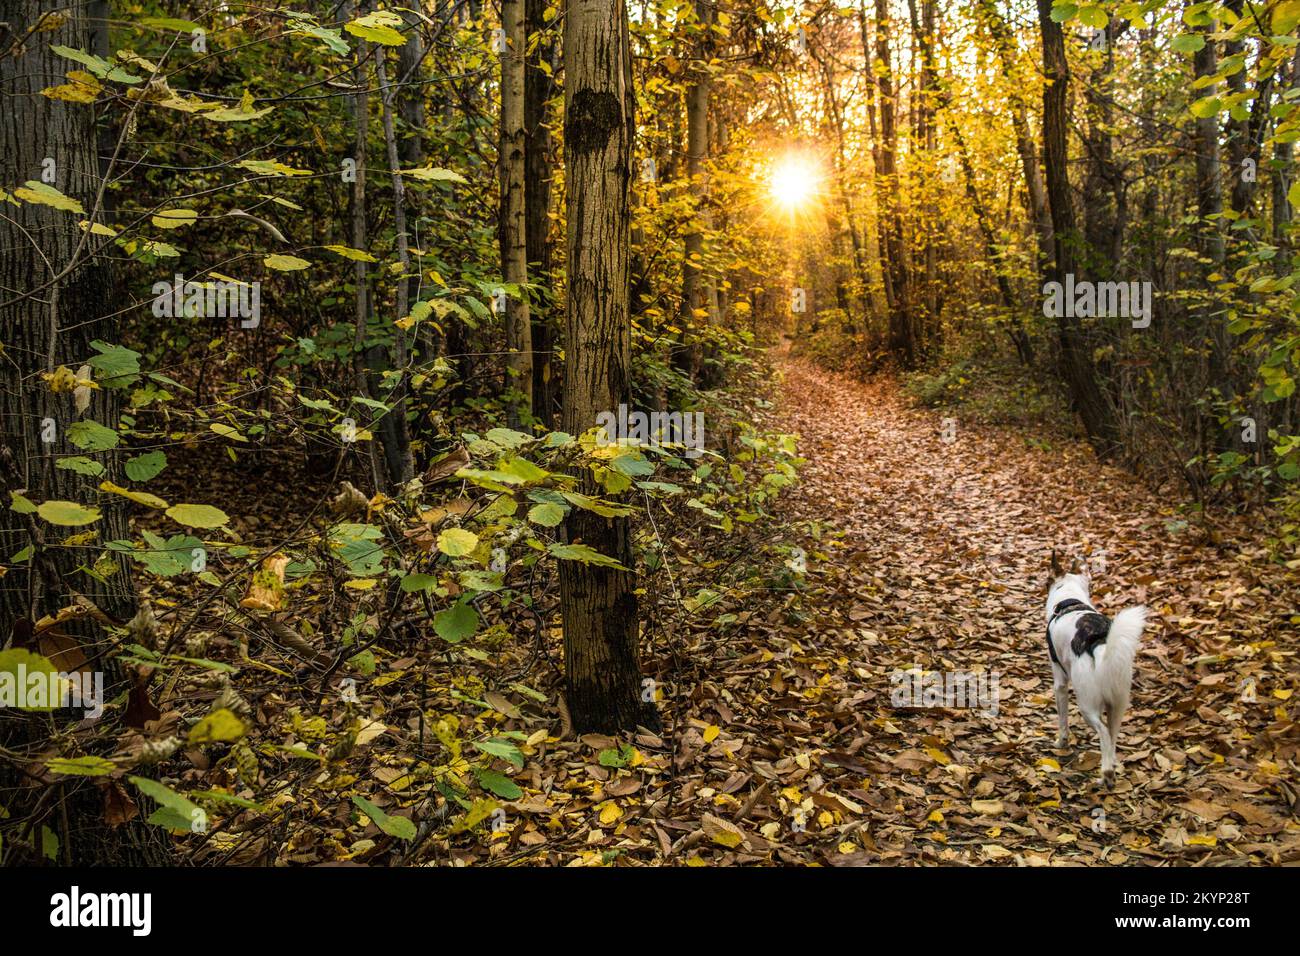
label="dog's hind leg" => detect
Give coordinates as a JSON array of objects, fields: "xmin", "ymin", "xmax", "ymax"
[
  {"xmin": 1053, "ymin": 667, "xmax": 1070, "ymax": 749},
  {"xmin": 1106, "ymin": 706, "xmax": 1125, "ymax": 777},
  {"xmin": 1081, "ymin": 707, "xmax": 1115, "ymax": 789}
]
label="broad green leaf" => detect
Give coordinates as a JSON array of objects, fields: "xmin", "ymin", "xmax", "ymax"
[
  {"xmin": 474, "ymin": 766, "xmax": 523, "ymax": 799},
  {"xmin": 433, "ymin": 601, "xmax": 478, "ymax": 643},
  {"xmin": 472, "ymin": 738, "xmax": 525, "ymax": 768},
  {"xmin": 351, "ymin": 795, "xmax": 416, "ymax": 839},
  {"xmin": 527, "ymin": 502, "xmax": 565, "ymax": 527},
  {"xmin": 124, "ymin": 450, "xmax": 167, "ymax": 482},
  {"xmin": 55, "ymin": 456, "xmax": 105, "ymax": 478},
  {"xmin": 66, "ymin": 419, "xmax": 119, "ymax": 451}
]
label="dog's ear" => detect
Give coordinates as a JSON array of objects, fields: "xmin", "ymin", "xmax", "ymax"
[
  {"xmin": 1050, "ymin": 550, "xmax": 1063, "ymax": 578},
  {"xmin": 1068, "ymin": 555, "xmax": 1084, "ymax": 575}
]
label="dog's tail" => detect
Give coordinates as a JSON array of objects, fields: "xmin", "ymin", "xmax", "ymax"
[{"xmin": 1098, "ymin": 605, "xmax": 1146, "ymax": 690}]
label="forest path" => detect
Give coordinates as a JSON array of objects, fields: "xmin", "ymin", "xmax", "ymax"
[{"xmin": 760, "ymin": 353, "xmax": 1297, "ymax": 864}]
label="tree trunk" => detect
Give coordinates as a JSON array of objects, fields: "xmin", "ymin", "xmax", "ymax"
[
  {"xmin": 0, "ymin": 0, "xmax": 166, "ymax": 865},
  {"xmin": 560, "ymin": 0, "xmax": 659, "ymax": 734},
  {"xmin": 1036, "ymin": 0, "xmax": 1120, "ymax": 455},
  {"xmin": 500, "ymin": 0, "xmax": 532, "ymax": 426},
  {"xmin": 676, "ymin": 0, "xmax": 711, "ymax": 384},
  {"xmin": 376, "ymin": 50, "xmax": 415, "ymax": 486},
  {"xmin": 525, "ymin": 0, "xmax": 556, "ymax": 424}
]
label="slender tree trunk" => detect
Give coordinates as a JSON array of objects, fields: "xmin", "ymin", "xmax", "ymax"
[
  {"xmin": 500, "ymin": 0, "xmax": 532, "ymax": 425},
  {"xmin": 525, "ymin": 0, "xmax": 556, "ymax": 423},
  {"xmin": 871, "ymin": 0, "xmax": 913, "ymax": 367},
  {"xmin": 676, "ymin": 0, "xmax": 711, "ymax": 383},
  {"xmin": 560, "ymin": 0, "xmax": 658, "ymax": 734},
  {"xmin": 977, "ymin": 0, "xmax": 1051, "ymax": 275},
  {"xmin": 376, "ymin": 51, "xmax": 415, "ymax": 486},
  {"xmin": 346, "ymin": 11, "xmax": 382, "ymax": 490},
  {"xmin": 1036, "ymin": 0, "xmax": 1120, "ymax": 455}
]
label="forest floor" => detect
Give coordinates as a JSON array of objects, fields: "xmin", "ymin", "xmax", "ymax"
[
  {"xmin": 714, "ymin": 353, "xmax": 1299, "ymax": 865},
  {"xmin": 154, "ymin": 354, "xmax": 1298, "ymax": 867}
]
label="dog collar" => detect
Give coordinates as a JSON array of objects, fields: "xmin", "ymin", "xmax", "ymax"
[{"xmin": 1049, "ymin": 597, "xmax": 1095, "ymax": 627}]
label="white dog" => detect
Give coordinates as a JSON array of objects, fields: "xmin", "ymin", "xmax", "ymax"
[{"xmin": 1044, "ymin": 553, "xmax": 1146, "ymax": 788}]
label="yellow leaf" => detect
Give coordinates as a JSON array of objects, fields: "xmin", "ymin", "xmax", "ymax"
[
  {"xmin": 1186, "ymin": 834, "xmax": 1218, "ymax": 847},
  {"xmin": 151, "ymin": 208, "xmax": 197, "ymax": 229},
  {"xmin": 98, "ymin": 481, "xmax": 168, "ymax": 509},
  {"xmin": 1039, "ymin": 757, "xmax": 1061, "ymax": 772},
  {"xmin": 1273, "ymin": 688, "xmax": 1293, "ymax": 700},
  {"xmin": 702, "ymin": 724, "xmax": 720, "ymax": 743},
  {"xmin": 926, "ymin": 746, "xmax": 951, "ymax": 766},
  {"xmin": 598, "ymin": 801, "xmax": 622, "ymax": 825}
]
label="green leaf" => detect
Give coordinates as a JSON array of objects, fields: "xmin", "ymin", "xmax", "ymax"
[
  {"xmin": 547, "ymin": 542, "xmax": 628, "ymax": 571},
  {"xmin": 167, "ymin": 503, "xmax": 230, "ymax": 528},
  {"xmin": 399, "ymin": 572, "xmax": 438, "ymax": 592},
  {"xmin": 1171, "ymin": 34, "xmax": 1206, "ymax": 53},
  {"xmin": 472, "ymin": 738, "xmax": 525, "ymax": 768},
  {"xmin": 66, "ymin": 419, "xmax": 119, "ymax": 451},
  {"xmin": 55, "ymin": 456, "xmax": 105, "ymax": 477},
  {"xmin": 351, "ymin": 795, "xmax": 416, "ymax": 839},
  {"xmin": 433, "ymin": 601, "xmax": 478, "ymax": 643},
  {"xmin": 36, "ymin": 500, "xmax": 101, "ymax": 526},
  {"xmin": 484, "ymin": 427, "xmax": 532, "ymax": 448},
  {"xmin": 474, "ymin": 766, "xmax": 523, "ymax": 799},
  {"xmin": 527, "ymin": 502, "xmax": 566, "ymax": 527},
  {"xmin": 124, "ymin": 450, "xmax": 167, "ymax": 482},
  {"xmin": 1077, "ymin": 5, "xmax": 1108, "ymax": 28},
  {"xmin": 87, "ymin": 340, "xmax": 142, "ymax": 385},
  {"xmin": 130, "ymin": 776, "xmax": 206, "ymax": 832},
  {"xmin": 46, "ymin": 756, "xmax": 116, "ymax": 776}
]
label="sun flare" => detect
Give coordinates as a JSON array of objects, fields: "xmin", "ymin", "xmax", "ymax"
[{"xmin": 769, "ymin": 155, "xmax": 820, "ymax": 211}]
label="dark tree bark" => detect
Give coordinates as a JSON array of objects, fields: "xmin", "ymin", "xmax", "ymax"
[
  {"xmin": 560, "ymin": 0, "xmax": 658, "ymax": 734},
  {"xmin": 499, "ymin": 0, "xmax": 532, "ymax": 426},
  {"xmin": 675, "ymin": 0, "xmax": 712, "ymax": 383},
  {"xmin": 0, "ymin": 0, "xmax": 166, "ymax": 865},
  {"xmin": 525, "ymin": 0, "xmax": 556, "ymax": 424},
  {"xmin": 1036, "ymin": 0, "xmax": 1120, "ymax": 455}
]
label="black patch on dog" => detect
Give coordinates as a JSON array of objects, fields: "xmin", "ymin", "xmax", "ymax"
[{"xmin": 1070, "ymin": 613, "xmax": 1111, "ymax": 658}]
